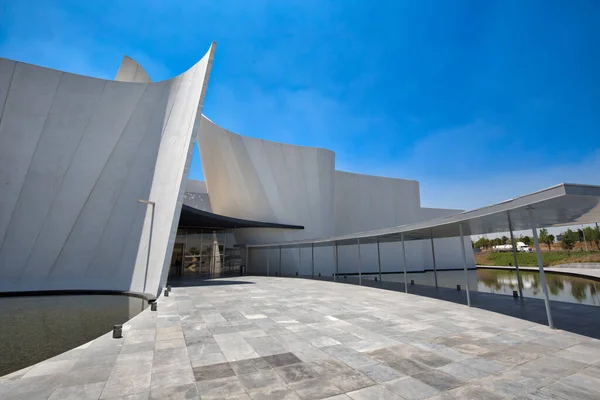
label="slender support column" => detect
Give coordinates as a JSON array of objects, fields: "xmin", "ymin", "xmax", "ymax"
[
  {"xmin": 357, "ymin": 238, "xmax": 362, "ymax": 286},
  {"xmin": 298, "ymin": 246, "xmax": 301, "ymax": 277},
  {"xmin": 529, "ymin": 208, "xmax": 554, "ymax": 329},
  {"xmin": 401, "ymin": 233, "xmax": 408, "ymax": 293},
  {"xmin": 223, "ymin": 233, "xmax": 227, "ymax": 275},
  {"xmin": 430, "ymin": 230, "xmax": 438, "ymax": 289},
  {"xmin": 311, "ymin": 243, "xmax": 315, "ymax": 278},
  {"xmin": 335, "ymin": 242, "xmax": 339, "ymax": 281},
  {"xmin": 245, "ymin": 247, "xmax": 249, "ymax": 276},
  {"xmin": 507, "ymin": 211, "xmax": 524, "ymax": 299},
  {"xmin": 279, "ymin": 246, "xmax": 282, "ymax": 276},
  {"xmin": 458, "ymin": 224, "xmax": 472, "ymax": 307},
  {"xmin": 199, "ymin": 229, "xmax": 203, "ymax": 277},
  {"xmin": 376, "ymin": 237, "xmax": 382, "ymax": 284},
  {"xmin": 582, "ymin": 225, "xmax": 588, "ymax": 252},
  {"xmin": 332, "ymin": 242, "xmax": 337, "ymax": 282}
]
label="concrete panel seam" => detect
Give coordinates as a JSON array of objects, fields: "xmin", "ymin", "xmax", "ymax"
[
  {"xmin": 17, "ymin": 81, "xmax": 109, "ymax": 279},
  {"xmin": 46, "ymin": 83, "xmax": 149, "ymax": 277}
]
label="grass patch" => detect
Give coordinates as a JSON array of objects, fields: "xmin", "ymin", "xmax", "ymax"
[{"xmin": 475, "ymin": 251, "xmax": 600, "ymax": 267}]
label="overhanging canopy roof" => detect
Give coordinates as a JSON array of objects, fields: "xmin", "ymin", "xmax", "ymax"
[
  {"xmin": 244, "ymin": 183, "xmax": 600, "ymax": 249},
  {"xmin": 179, "ymin": 204, "xmax": 304, "ymax": 230}
]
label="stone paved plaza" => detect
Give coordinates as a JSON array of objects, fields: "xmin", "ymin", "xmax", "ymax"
[{"xmin": 1, "ymin": 276, "xmax": 600, "ymax": 399}]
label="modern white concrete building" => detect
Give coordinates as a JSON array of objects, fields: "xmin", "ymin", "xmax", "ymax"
[{"xmin": 0, "ymin": 44, "xmax": 477, "ymax": 296}]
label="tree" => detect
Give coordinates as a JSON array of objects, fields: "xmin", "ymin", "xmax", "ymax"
[
  {"xmin": 500, "ymin": 236, "xmax": 509, "ymax": 245},
  {"xmin": 577, "ymin": 228, "xmax": 584, "ymax": 242},
  {"xmin": 546, "ymin": 234, "xmax": 555, "ymax": 251},
  {"xmin": 561, "ymin": 229, "xmax": 577, "ymax": 256},
  {"xmin": 520, "ymin": 236, "xmax": 532, "ymax": 246},
  {"xmin": 539, "ymin": 229, "xmax": 550, "ymax": 250},
  {"xmin": 583, "ymin": 226, "xmax": 600, "ymax": 251}
]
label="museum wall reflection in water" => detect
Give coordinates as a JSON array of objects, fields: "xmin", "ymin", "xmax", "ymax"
[{"xmin": 0, "ymin": 295, "xmax": 147, "ymax": 377}]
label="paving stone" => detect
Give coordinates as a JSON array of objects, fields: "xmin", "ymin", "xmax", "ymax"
[
  {"xmin": 275, "ymin": 362, "xmax": 317, "ymax": 383},
  {"xmin": 100, "ymin": 373, "xmax": 151, "ymax": 399},
  {"xmin": 195, "ymin": 376, "xmax": 246, "ymax": 399},
  {"xmin": 60, "ymin": 365, "xmax": 113, "ymax": 387},
  {"xmin": 384, "ymin": 376, "xmax": 439, "ymax": 400},
  {"xmin": 151, "ymin": 367, "xmax": 195, "ymax": 390},
  {"xmin": 357, "ymin": 363, "xmax": 403, "ymax": 383},
  {"xmin": 290, "ymin": 377, "xmax": 344, "ymax": 400},
  {"xmin": 385, "ymin": 358, "xmax": 430, "ymax": 376},
  {"xmin": 238, "ymin": 369, "xmax": 285, "ymax": 391},
  {"xmin": 193, "ymin": 362, "xmax": 235, "ymax": 381},
  {"xmin": 230, "ymin": 357, "xmax": 271, "ymax": 375},
  {"xmin": 347, "ymin": 385, "xmax": 403, "ymax": 399},
  {"xmin": 248, "ymin": 386, "xmax": 301, "ymax": 400},
  {"xmin": 48, "ymin": 381, "xmax": 105, "ymax": 400},
  {"xmin": 445, "ymin": 384, "xmax": 506, "ymax": 399},
  {"xmin": 72, "ymin": 354, "xmax": 118, "ymax": 371},
  {"xmin": 263, "ymin": 352, "xmax": 302, "ymax": 368},
  {"xmin": 22, "ymin": 359, "xmax": 77, "ymax": 378},
  {"xmin": 412, "ymin": 369, "xmax": 463, "ymax": 391},
  {"xmin": 149, "ymin": 383, "xmax": 199, "ymax": 399}
]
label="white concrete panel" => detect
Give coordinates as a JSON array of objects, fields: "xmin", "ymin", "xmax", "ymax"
[
  {"xmin": 0, "ymin": 63, "xmax": 62, "ymax": 255},
  {"xmin": 197, "ymin": 117, "xmax": 336, "ymax": 245},
  {"xmin": 334, "ymin": 171, "xmax": 421, "ymax": 236},
  {"xmin": 0, "ymin": 43, "xmax": 215, "ymax": 294},
  {"xmin": 115, "ymin": 56, "xmax": 151, "ymax": 83}
]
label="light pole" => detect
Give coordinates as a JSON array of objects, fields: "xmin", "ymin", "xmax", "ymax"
[{"xmin": 137, "ymin": 199, "xmax": 155, "ymax": 293}]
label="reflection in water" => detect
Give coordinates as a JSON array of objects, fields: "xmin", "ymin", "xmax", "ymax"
[
  {"xmin": 476, "ymin": 269, "xmax": 600, "ymax": 305},
  {"xmin": 0, "ymin": 295, "xmax": 147, "ymax": 377},
  {"xmin": 362, "ymin": 269, "xmax": 600, "ymax": 307}
]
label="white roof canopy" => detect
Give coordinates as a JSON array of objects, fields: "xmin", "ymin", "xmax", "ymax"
[{"xmin": 245, "ymin": 183, "xmax": 600, "ymax": 248}]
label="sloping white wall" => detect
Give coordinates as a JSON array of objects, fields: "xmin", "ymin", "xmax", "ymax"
[
  {"xmin": 0, "ymin": 43, "xmax": 215, "ymax": 295},
  {"xmin": 197, "ymin": 116, "xmax": 336, "ymax": 245},
  {"xmin": 114, "ymin": 56, "xmax": 151, "ymax": 83},
  {"xmin": 334, "ymin": 170, "xmax": 422, "ymax": 235}
]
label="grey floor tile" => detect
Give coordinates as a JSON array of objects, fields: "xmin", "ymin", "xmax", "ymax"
[
  {"xmin": 385, "ymin": 376, "xmax": 439, "ymax": 400},
  {"xmin": 196, "ymin": 376, "xmax": 246, "ymax": 399},
  {"xmin": 248, "ymin": 386, "xmax": 301, "ymax": 400},
  {"xmin": 290, "ymin": 378, "xmax": 343, "ymax": 400},
  {"xmin": 329, "ymin": 372, "xmax": 375, "ymax": 392},
  {"xmin": 60, "ymin": 365, "xmax": 113, "ymax": 387},
  {"xmin": 540, "ymin": 380, "xmax": 600, "ymax": 400},
  {"xmin": 72, "ymin": 354, "xmax": 118, "ymax": 371},
  {"xmin": 22, "ymin": 359, "xmax": 77, "ymax": 378},
  {"xmin": 48, "ymin": 382, "xmax": 105, "ymax": 400},
  {"xmin": 385, "ymin": 358, "xmax": 430, "ymax": 376},
  {"xmin": 238, "ymin": 369, "xmax": 285, "ymax": 391},
  {"xmin": 275, "ymin": 363, "xmax": 316, "ymax": 384},
  {"xmin": 358, "ymin": 363, "xmax": 403, "ymax": 383},
  {"xmin": 347, "ymin": 385, "xmax": 403, "ymax": 400},
  {"xmin": 193, "ymin": 362, "xmax": 235, "ymax": 381},
  {"xmin": 149, "ymin": 383, "xmax": 199, "ymax": 400},
  {"xmin": 230, "ymin": 357, "xmax": 272, "ymax": 375},
  {"xmin": 100, "ymin": 373, "xmax": 151, "ymax": 399},
  {"xmin": 263, "ymin": 352, "xmax": 302, "ymax": 368},
  {"xmin": 412, "ymin": 369, "xmax": 463, "ymax": 391},
  {"xmin": 151, "ymin": 368, "xmax": 195, "ymax": 390},
  {"xmin": 445, "ymin": 384, "xmax": 506, "ymax": 400}
]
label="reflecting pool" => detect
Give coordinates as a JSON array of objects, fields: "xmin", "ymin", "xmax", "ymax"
[
  {"xmin": 476, "ymin": 268, "xmax": 600, "ymax": 306},
  {"xmin": 361, "ymin": 269, "xmax": 600, "ymax": 307},
  {"xmin": 0, "ymin": 295, "xmax": 147, "ymax": 377}
]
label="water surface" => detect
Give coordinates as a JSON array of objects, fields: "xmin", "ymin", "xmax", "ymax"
[{"xmin": 0, "ymin": 294, "xmax": 146, "ymax": 377}]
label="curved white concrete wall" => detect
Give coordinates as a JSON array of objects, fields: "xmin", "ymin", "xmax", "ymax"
[
  {"xmin": 334, "ymin": 171, "xmax": 422, "ymax": 235},
  {"xmin": 0, "ymin": 43, "xmax": 215, "ymax": 295},
  {"xmin": 197, "ymin": 116, "xmax": 336, "ymax": 245},
  {"xmin": 115, "ymin": 56, "xmax": 151, "ymax": 83}
]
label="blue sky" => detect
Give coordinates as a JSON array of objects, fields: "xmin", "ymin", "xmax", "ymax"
[{"xmin": 1, "ymin": 0, "xmax": 599, "ymax": 211}]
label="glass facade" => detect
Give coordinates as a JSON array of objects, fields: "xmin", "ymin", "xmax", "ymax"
[{"xmin": 168, "ymin": 228, "xmax": 240, "ymax": 279}]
